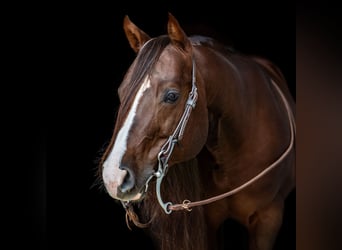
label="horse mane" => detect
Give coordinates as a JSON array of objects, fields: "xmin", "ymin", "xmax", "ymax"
[
  {"xmin": 118, "ymin": 35, "xmax": 170, "ymax": 122},
  {"xmin": 134, "ymin": 159, "xmax": 208, "ymax": 250}
]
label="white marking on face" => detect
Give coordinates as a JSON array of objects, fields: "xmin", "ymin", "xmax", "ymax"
[{"xmin": 102, "ymin": 76, "xmax": 151, "ymax": 199}]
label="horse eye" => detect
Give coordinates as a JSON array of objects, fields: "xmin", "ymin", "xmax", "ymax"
[{"xmin": 163, "ymin": 90, "xmax": 179, "ymax": 103}]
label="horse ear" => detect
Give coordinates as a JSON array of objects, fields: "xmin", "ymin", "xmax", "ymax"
[
  {"xmin": 123, "ymin": 15, "xmax": 151, "ymax": 53},
  {"xmin": 167, "ymin": 12, "xmax": 192, "ymax": 52}
]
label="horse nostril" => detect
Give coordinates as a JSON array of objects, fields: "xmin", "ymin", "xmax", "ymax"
[{"xmin": 119, "ymin": 165, "xmax": 135, "ymax": 193}]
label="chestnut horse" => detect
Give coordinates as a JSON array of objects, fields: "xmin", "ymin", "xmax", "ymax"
[{"xmin": 99, "ymin": 13, "xmax": 295, "ymax": 250}]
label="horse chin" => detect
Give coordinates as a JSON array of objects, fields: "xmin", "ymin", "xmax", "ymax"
[
  {"xmin": 129, "ymin": 191, "xmax": 144, "ymax": 201},
  {"xmin": 117, "ymin": 188, "xmax": 146, "ymax": 203}
]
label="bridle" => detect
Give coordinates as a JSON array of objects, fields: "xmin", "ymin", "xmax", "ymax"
[
  {"xmin": 121, "ymin": 57, "xmax": 198, "ymax": 217},
  {"xmin": 122, "ymin": 53, "xmax": 296, "ymax": 226},
  {"xmin": 153, "ymin": 57, "xmax": 198, "ymax": 214}
]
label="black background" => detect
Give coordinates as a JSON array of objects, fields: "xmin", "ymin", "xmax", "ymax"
[{"xmin": 21, "ymin": 1, "xmax": 295, "ymax": 249}]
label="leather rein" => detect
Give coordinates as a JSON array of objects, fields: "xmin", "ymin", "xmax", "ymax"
[{"xmin": 122, "ymin": 56, "xmax": 296, "ymax": 227}]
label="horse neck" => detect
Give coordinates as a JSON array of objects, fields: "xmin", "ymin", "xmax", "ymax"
[
  {"xmin": 194, "ymin": 47, "xmax": 254, "ymax": 130},
  {"xmin": 194, "ymin": 46, "xmax": 291, "ymax": 161}
]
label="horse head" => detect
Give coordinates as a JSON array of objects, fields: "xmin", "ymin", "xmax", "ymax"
[{"xmin": 101, "ymin": 13, "xmax": 208, "ymax": 202}]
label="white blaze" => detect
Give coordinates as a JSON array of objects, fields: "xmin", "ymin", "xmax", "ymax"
[{"xmin": 102, "ymin": 76, "xmax": 151, "ymax": 198}]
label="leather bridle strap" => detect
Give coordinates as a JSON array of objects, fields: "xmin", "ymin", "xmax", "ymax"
[
  {"xmin": 154, "ymin": 58, "xmax": 198, "ymax": 214},
  {"xmin": 168, "ymin": 79, "xmax": 296, "ymax": 212}
]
